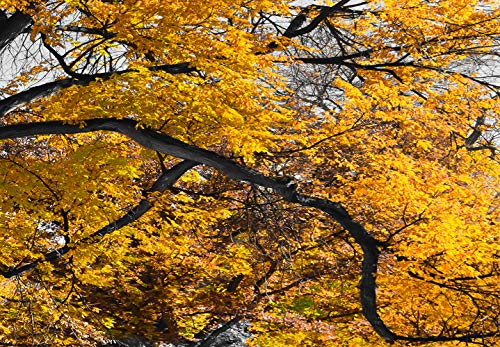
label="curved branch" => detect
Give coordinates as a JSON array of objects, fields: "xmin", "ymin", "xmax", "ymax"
[
  {"xmin": 0, "ymin": 118, "xmax": 281, "ymax": 188},
  {"xmin": 0, "ymin": 118, "xmax": 498, "ymax": 343},
  {"xmin": 0, "ymin": 11, "xmax": 32, "ymax": 51},
  {"xmin": 0, "ymin": 62, "xmax": 196, "ymax": 117},
  {"xmin": 0, "ymin": 118, "xmax": 399, "ymax": 341},
  {"xmin": 0, "ymin": 79, "xmax": 82, "ymax": 117}
]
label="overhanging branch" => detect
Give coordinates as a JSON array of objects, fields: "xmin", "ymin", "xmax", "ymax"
[
  {"xmin": 0, "ymin": 11, "xmax": 32, "ymax": 51},
  {"xmin": 0, "ymin": 118, "xmax": 498, "ymax": 343},
  {"xmin": 0, "ymin": 62, "xmax": 196, "ymax": 117}
]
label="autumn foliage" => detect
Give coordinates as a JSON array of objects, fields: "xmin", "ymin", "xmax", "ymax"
[{"xmin": 0, "ymin": 0, "xmax": 499, "ymax": 346}]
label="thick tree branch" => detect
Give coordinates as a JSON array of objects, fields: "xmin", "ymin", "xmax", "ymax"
[
  {"xmin": 0, "ymin": 11, "xmax": 32, "ymax": 51},
  {"xmin": 0, "ymin": 118, "xmax": 498, "ymax": 343},
  {"xmin": 0, "ymin": 62, "xmax": 196, "ymax": 117},
  {"xmin": 465, "ymin": 116, "xmax": 485, "ymax": 148},
  {"xmin": 0, "ymin": 118, "xmax": 283, "ymax": 188},
  {"xmin": 55, "ymin": 25, "xmax": 116, "ymax": 39},
  {"xmin": 0, "ymin": 118, "xmax": 401, "ymax": 341},
  {"xmin": 0, "ymin": 79, "xmax": 87, "ymax": 117}
]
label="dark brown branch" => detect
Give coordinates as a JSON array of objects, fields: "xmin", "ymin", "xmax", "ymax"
[
  {"xmin": 0, "ymin": 11, "xmax": 32, "ymax": 51},
  {"xmin": 0, "ymin": 62, "xmax": 196, "ymax": 117},
  {"xmin": 0, "ymin": 118, "xmax": 285, "ymax": 188},
  {"xmin": 0, "ymin": 118, "xmax": 394, "ymax": 340},
  {"xmin": 0, "ymin": 80, "xmax": 82, "ymax": 117},
  {"xmin": 1, "ymin": 118, "xmax": 498, "ymax": 344},
  {"xmin": 41, "ymin": 33, "xmax": 79, "ymax": 78},
  {"xmin": 91, "ymin": 159, "xmax": 197, "ymax": 238},
  {"xmin": 299, "ymin": 53, "xmax": 500, "ymax": 91}
]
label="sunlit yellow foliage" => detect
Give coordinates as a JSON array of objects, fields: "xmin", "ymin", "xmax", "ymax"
[{"xmin": 0, "ymin": 0, "xmax": 498, "ymax": 346}]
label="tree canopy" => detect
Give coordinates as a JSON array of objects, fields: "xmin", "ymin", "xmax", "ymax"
[{"xmin": 0, "ymin": 0, "xmax": 499, "ymax": 346}]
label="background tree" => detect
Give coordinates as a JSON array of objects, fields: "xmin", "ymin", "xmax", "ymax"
[{"xmin": 0, "ymin": 0, "xmax": 498, "ymax": 346}]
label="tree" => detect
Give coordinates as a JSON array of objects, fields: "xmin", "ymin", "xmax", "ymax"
[{"xmin": 0, "ymin": 0, "xmax": 498, "ymax": 346}]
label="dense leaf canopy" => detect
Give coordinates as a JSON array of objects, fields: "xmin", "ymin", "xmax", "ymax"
[{"xmin": 0, "ymin": 0, "xmax": 499, "ymax": 346}]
